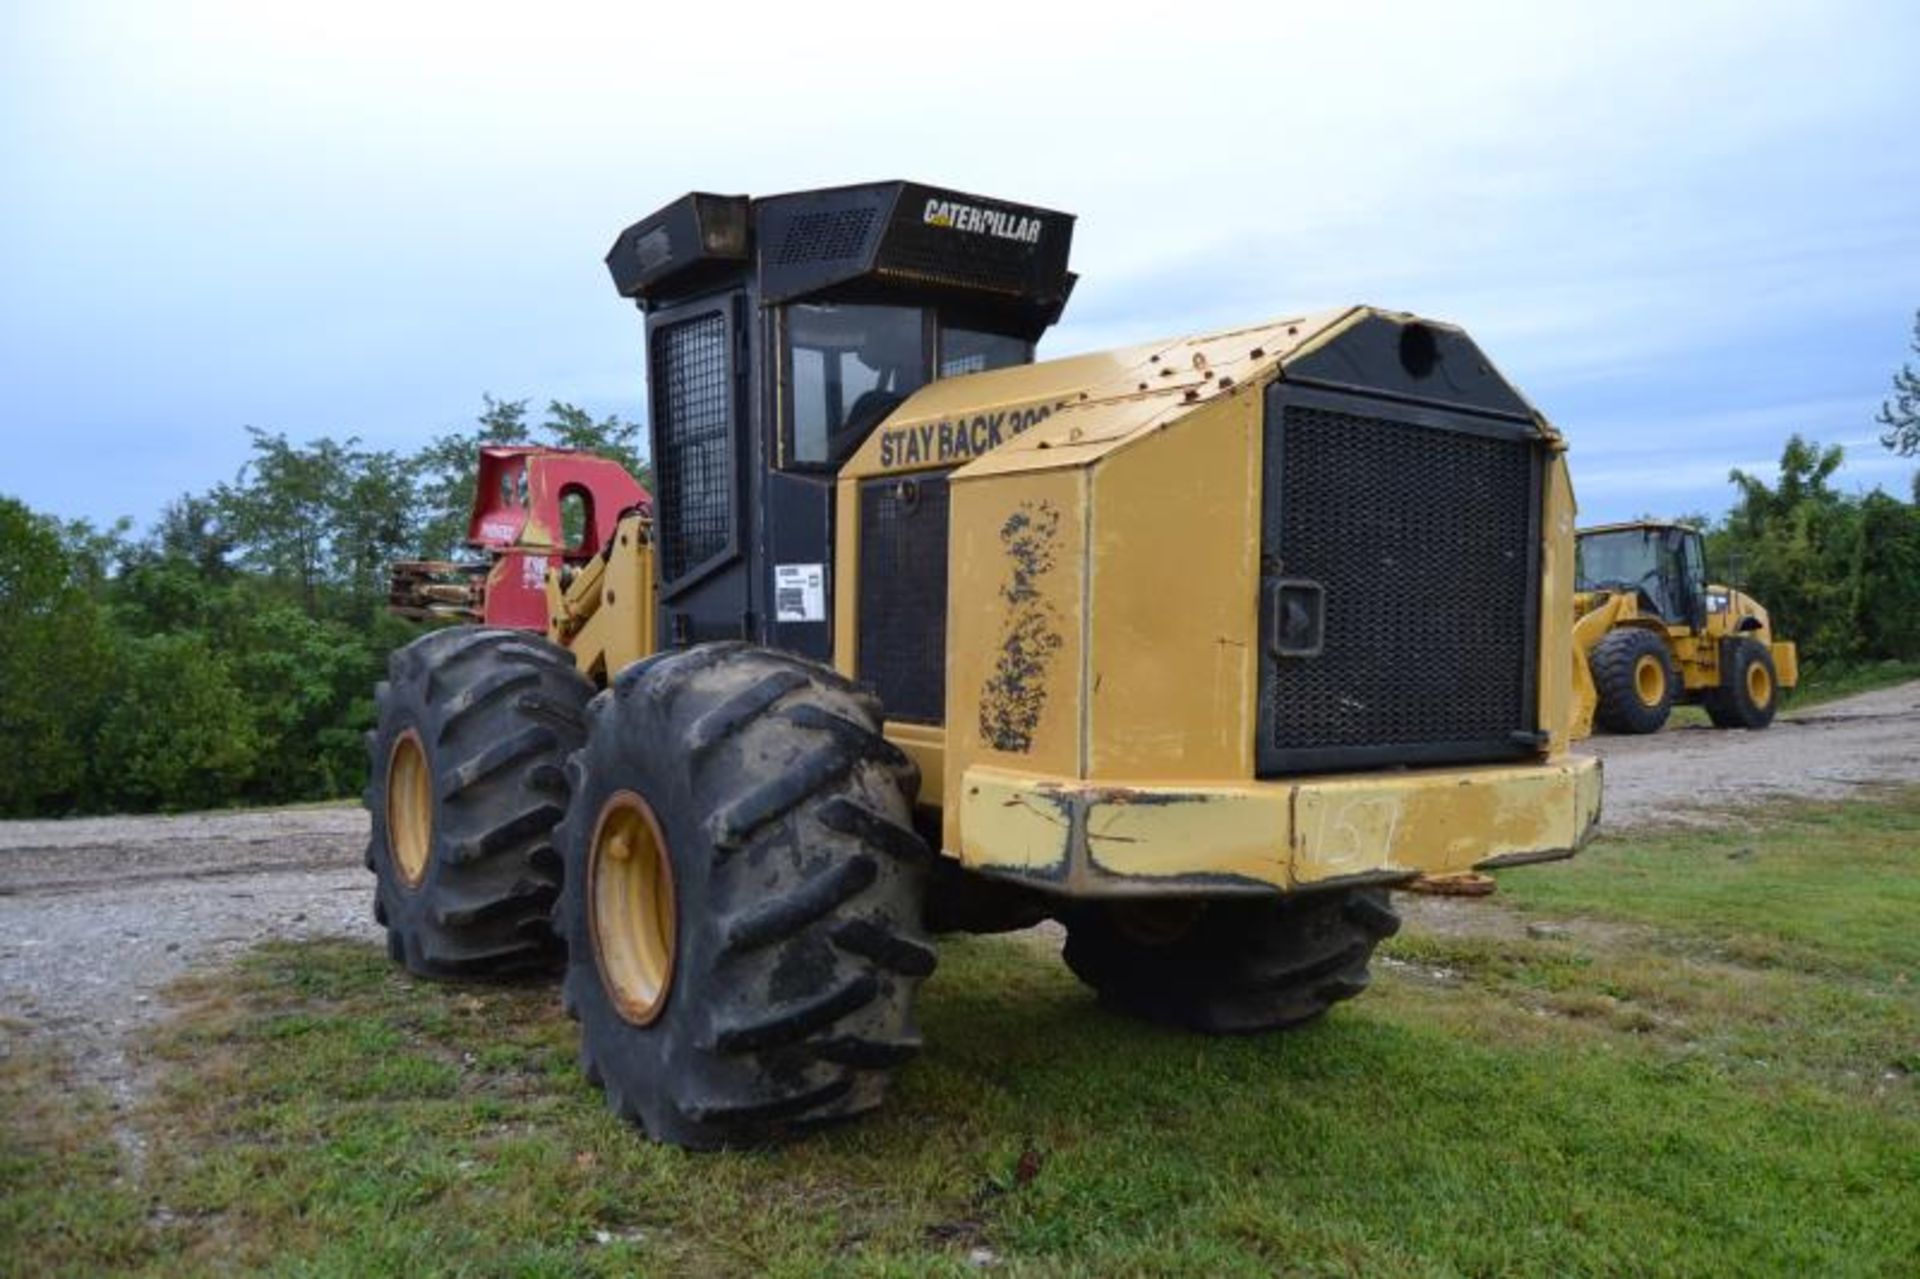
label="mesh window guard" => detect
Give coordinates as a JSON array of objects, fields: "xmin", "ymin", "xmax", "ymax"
[{"xmin": 650, "ymin": 313, "xmax": 732, "ymax": 582}]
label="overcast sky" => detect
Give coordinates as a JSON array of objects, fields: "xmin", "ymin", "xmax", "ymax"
[{"xmin": 3, "ymin": 1, "xmax": 1916, "ymax": 530}]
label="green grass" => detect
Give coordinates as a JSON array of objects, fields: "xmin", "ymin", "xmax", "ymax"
[
  {"xmin": 1786, "ymin": 658, "xmax": 1920, "ymax": 709},
  {"xmin": 0, "ymin": 1027, "xmax": 159, "ymax": 1276},
  {"xmin": 4, "ymin": 792, "xmax": 1918, "ymax": 1276},
  {"xmin": 1497, "ymin": 794, "xmax": 1920, "ymax": 980}
]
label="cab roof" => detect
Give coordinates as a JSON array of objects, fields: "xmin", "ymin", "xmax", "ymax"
[{"xmin": 1578, "ymin": 520, "xmax": 1695, "ymax": 536}]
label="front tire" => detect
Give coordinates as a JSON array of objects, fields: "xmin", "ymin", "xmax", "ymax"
[
  {"xmin": 1062, "ymin": 889, "xmax": 1401, "ymax": 1033},
  {"xmin": 365, "ymin": 627, "xmax": 593, "ymax": 980},
  {"xmin": 1589, "ymin": 628, "xmax": 1677, "ymax": 735},
  {"xmin": 556, "ymin": 644, "xmax": 935, "ymax": 1149}
]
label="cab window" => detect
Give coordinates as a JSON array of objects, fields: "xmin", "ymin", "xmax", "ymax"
[
  {"xmin": 1575, "ymin": 529, "xmax": 1659, "ymax": 591},
  {"xmin": 1683, "ymin": 531, "xmax": 1708, "ymax": 587},
  {"xmin": 938, "ymin": 326, "xmax": 1030, "ymax": 377},
  {"xmin": 784, "ymin": 304, "xmax": 928, "ymax": 468}
]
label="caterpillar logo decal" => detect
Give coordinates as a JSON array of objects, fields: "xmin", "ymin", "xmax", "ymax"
[
  {"xmin": 877, "ymin": 404, "xmax": 1057, "ymax": 470},
  {"xmin": 923, "ymin": 198, "xmax": 1044, "ymax": 245}
]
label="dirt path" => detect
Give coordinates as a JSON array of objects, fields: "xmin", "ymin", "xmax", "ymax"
[
  {"xmin": 0, "ymin": 806, "xmax": 376, "ymax": 1114},
  {"xmin": 1580, "ymin": 679, "xmax": 1920, "ymax": 827},
  {"xmin": 4, "ymin": 682, "xmax": 1917, "ymax": 1104}
]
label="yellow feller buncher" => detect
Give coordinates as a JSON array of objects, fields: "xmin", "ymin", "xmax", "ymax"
[
  {"xmin": 1571, "ymin": 520, "xmax": 1799, "ymax": 737},
  {"xmin": 365, "ymin": 181, "xmax": 1603, "ymax": 1148}
]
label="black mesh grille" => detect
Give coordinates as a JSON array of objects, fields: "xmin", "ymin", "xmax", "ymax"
[
  {"xmin": 650, "ymin": 313, "xmax": 732, "ymax": 582},
  {"xmin": 1260, "ymin": 396, "xmax": 1538, "ymax": 772},
  {"xmin": 858, "ymin": 474, "xmax": 949, "ymax": 724},
  {"xmin": 775, "ymin": 209, "xmax": 879, "ymax": 265}
]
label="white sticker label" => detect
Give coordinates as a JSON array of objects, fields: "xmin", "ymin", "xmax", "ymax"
[
  {"xmin": 774, "ymin": 563, "xmax": 825, "ymax": 622},
  {"xmin": 521, "ymin": 555, "xmax": 548, "ymax": 588}
]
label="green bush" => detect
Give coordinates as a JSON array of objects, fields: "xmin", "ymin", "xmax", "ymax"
[
  {"xmin": 95, "ymin": 633, "xmax": 258, "ymax": 812},
  {"xmin": 0, "ymin": 499, "xmax": 117, "ymax": 817},
  {"xmin": 219, "ymin": 596, "xmax": 414, "ymax": 803},
  {"xmin": 1, "ymin": 395, "xmax": 646, "ymax": 815}
]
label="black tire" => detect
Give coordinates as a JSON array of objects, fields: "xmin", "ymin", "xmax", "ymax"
[
  {"xmin": 1703, "ymin": 637, "xmax": 1779, "ymax": 730},
  {"xmin": 1061, "ymin": 889, "xmax": 1401, "ymax": 1033},
  {"xmin": 555, "ymin": 643, "xmax": 935, "ymax": 1149},
  {"xmin": 1589, "ymin": 628, "xmax": 1677, "ymax": 735},
  {"xmin": 365, "ymin": 626, "xmax": 593, "ymax": 980}
]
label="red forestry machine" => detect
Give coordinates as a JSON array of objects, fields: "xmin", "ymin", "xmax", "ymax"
[{"xmin": 388, "ymin": 446, "xmax": 649, "ymax": 631}]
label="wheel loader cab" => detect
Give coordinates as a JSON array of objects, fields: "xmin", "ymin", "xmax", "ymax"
[
  {"xmin": 1575, "ymin": 522, "xmax": 1709, "ymax": 628},
  {"xmin": 602, "ymin": 182, "xmax": 1074, "ymax": 663}
]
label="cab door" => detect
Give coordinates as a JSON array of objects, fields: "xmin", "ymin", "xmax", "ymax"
[
  {"xmin": 644, "ymin": 290, "xmax": 756, "ymax": 645},
  {"xmin": 1677, "ymin": 529, "xmax": 1711, "ymax": 631},
  {"xmin": 766, "ymin": 303, "xmax": 932, "ymax": 661}
]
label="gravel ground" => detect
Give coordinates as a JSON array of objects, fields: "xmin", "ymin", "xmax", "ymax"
[
  {"xmin": 0, "ymin": 806, "xmax": 375, "ymax": 1113},
  {"xmin": 1581, "ymin": 680, "xmax": 1920, "ymax": 827},
  {"xmin": 4, "ymin": 681, "xmax": 1917, "ymax": 1102}
]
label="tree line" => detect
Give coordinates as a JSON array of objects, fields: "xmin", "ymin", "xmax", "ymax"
[
  {"xmin": 4, "ymin": 316, "xmax": 1919, "ymax": 818},
  {"xmin": 1706, "ymin": 436, "xmax": 1920, "ymax": 666},
  {"xmin": 0, "ymin": 398, "xmax": 644, "ymax": 818},
  {"xmin": 1698, "ymin": 311, "xmax": 1920, "ymax": 669}
]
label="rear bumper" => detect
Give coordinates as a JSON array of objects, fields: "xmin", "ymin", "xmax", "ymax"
[{"xmin": 955, "ymin": 755, "xmax": 1603, "ymax": 896}]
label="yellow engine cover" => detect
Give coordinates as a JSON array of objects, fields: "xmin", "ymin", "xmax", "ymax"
[{"xmin": 835, "ymin": 307, "xmax": 1595, "ymax": 894}]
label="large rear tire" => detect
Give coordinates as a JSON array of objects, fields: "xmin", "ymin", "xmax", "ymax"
[
  {"xmin": 556, "ymin": 643, "xmax": 935, "ymax": 1149},
  {"xmin": 1061, "ymin": 889, "xmax": 1401, "ymax": 1033},
  {"xmin": 365, "ymin": 627, "xmax": 592, "ymax": 980},
  {"xmin": 1589, "ymin": 628, "xmax": 1677, "ymax": 735},
  {"xmin": 1703, "ymin": 637, "xmax": 1779, "ymax": 730}
]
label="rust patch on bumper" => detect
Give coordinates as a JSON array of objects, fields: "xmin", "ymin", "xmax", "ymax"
[{"xmin": 1402, "ymin": 872, "xmax": 1498, "ymax": 897}]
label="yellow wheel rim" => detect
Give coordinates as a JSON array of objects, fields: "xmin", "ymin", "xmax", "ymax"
[
  {"xmin": 589, "ymin": 791, "xmax": 676, "ymax": 1026},
  {"xmin": 1747, "ymin": 661, "xmax": 1772, "ymax": 707},
  {"xmin": 386, "ymin": 730, "xmax": 433, "ymax": 888},
  {"xmin": 1634, "ymin": 654, "xmax": 1666, "ymax": 707}
]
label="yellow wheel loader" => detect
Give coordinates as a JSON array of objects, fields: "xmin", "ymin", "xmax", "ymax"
[
  {"xmin": 1571, "ymin": 520, "xmax": 1799, "ymax": 737},
  {"xmin": 364, "ymin": 181, "xmax": 1602, "ymax": 1148}
]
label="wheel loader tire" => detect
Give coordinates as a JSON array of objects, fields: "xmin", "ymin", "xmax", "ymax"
[
  {"xmin": 1703, "ymin": 637, "xmax": 1779, "ymax": 730},
  {"xmin": 1061, "ymin": 888, "xmax": 1401, "ymax": 1034},
  {"xmin": 555, "ymin": 643, "xmax": 935, "ymax": 1149},
  {"xmin": 1589, "ymin": 628, "xmax": 1677, "ymax": 734},
  {"xmin": 365, "ymin": 626, "xmax": 592, "ymax": 981}
]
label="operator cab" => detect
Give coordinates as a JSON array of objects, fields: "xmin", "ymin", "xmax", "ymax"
[
  {"xmin": 1575, "ymin": 521, "xmax": 1711, "ymax": 629},
  {"xmin": 604, "ymin": 182, "xmax": 1076, "ymax": 658}
]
